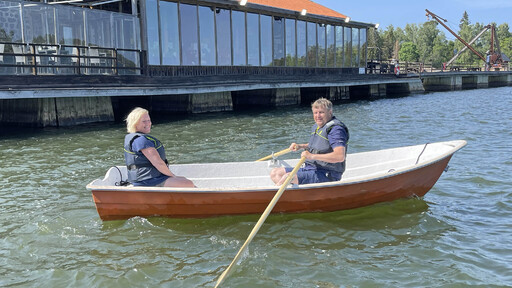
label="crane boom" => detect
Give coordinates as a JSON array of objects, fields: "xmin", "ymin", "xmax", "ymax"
[
  {"xmin": 425, "ymin": 9, "xmax": 487, "ymax": 63},
  {"xmin": 446, "ymin": 25, "xmax": 491, "ymax": 67}
]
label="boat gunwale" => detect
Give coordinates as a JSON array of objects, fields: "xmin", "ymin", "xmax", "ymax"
[{"xmin": 86, "ymin": 140, "xmax": 467, "ymax": 193}]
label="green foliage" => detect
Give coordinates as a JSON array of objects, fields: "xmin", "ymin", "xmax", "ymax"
[
  {"xmin": 502, "ymin": 37, "xmax": 512, "ymax": 60},
  {"xmin": 399, "ymin": 42, "xmax": 419, "ymax": 62}
]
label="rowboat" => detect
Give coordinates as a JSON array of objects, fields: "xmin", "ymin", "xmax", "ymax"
[{"xmin": 87, "ymin": 140, "xmax": 466, "ymax": 221}]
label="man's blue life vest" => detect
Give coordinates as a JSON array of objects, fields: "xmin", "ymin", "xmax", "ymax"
[
  {"xmin": 306, "ymin": 117, "xmax": 349, "ymax": 173},
  {"xmin": 123, "ymin": 133, "xmax": 167, "ymax": 183}
]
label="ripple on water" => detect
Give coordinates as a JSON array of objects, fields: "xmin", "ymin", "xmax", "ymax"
[{"xmin": 1, "ymin": 87, "xmax": 512, "ymax": 287}]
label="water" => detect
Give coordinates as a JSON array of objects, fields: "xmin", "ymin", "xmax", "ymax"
[{"xmin": 1, "ymin": 87, "xmax": 511, "ymax": 287}]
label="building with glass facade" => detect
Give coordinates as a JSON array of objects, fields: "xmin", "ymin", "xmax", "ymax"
[
  {"xmin": 0, "ymin": 0, "xmax": 374, "ymax": 75},
  {"xmin": 1, "ymin": 0, "xmax": 394, "ymax": 127},
  {"xmin": 143, "ymin": 0, "xmax": 369, "ymax": 70}
]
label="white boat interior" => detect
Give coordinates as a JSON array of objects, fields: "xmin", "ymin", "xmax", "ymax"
[{"xmin": 87, "ymin": 140, "xmax": 466, "ymax": 190}]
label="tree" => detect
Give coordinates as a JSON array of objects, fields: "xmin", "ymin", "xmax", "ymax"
[
  {"xmin": 417, "ymin": 21, "xmax": 441, "ymax": 62},
  {"xmin": 501, "ymin": 37, "xmax": 512, "ymax": 60},
  {"xmin": 404, "ymin": 24, "xmax": 419, "ymax": 45},
  {"xmin": 456, "ymin": 12, "xmax": 479, "ymax": 65},
  {"xmin": 399, "ymin": 42, "xmax": 419, "ymax": 62},
  {"xmin": 381, "ymin": 25, "xmax": 397, "ymax": 60}
]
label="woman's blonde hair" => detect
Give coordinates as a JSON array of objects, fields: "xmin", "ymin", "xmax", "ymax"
[
  {"xmin": 125, "ymin": 107, "xmax": 149, "ymax": 133},
  {"xmin": 311, "ymin": 98, "xmax": 333, "ymax": 112}
]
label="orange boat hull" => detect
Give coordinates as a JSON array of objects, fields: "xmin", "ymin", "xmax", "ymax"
[{"xmin": 91, "ymin": 156, "xmax": 452, "ymax": 221}]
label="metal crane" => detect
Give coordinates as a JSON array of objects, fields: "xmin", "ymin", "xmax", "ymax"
[{"xmin": 425, "ymin": 9, "xmax": 504, "ymax": 69}]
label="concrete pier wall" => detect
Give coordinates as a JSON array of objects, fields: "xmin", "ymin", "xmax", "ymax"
[
  {"xmin": 0, "ymin": 97, "xmax": 113, "ymax": 127},
  {"xmin": 422, "ymin": 72, "xmax": 511, "ymax": 91},
  {"xmin": 1, "ymin": 72, "xmax": 510, "ymax": 127}
]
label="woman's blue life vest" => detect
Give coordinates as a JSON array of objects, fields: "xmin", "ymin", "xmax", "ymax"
[
  {"xmin": 123, "ymin": 133, "xmax": 168, "ymax": 183},
  {"xmin": 306, "ymin": 117, "xmax": 349, "ymax": 174}
]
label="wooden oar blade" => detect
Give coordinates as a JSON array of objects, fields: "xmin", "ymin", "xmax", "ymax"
[{"xmin": 215, "ymin": 157, "xmax": 306, "ymax": 287}]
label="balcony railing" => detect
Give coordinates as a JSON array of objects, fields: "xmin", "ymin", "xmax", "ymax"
[{"xmin": 0, "ymin": 42, "xmax": 144, "ymax": 76}]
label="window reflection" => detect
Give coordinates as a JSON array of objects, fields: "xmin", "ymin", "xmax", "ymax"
[
  {"xmin": 199, "ymin": 6, "xmax": 215, "ymax": 65},
  {"xmin": 247, "ymin": 13, "xmax": 260, "ymax": 66},
  {"xmin": 161, "ymin": 1, "xmax": 180, "ymax": 65},
  {"xmin": 23, "ymin": 4, "xmax": 56, "ymax": 44},
  {"xmin": 216, "ymin": 8, "xmax": 231, "ymax": 66},
  {"xmin": 326, "ymin": 25, "xmax": 335, "ymax": 67},
  {"xmin": 232, "ymin": 10, "xmax": 246, "ymax": 66},
  {"xmin": 297, "ymin": 20, "xmax": 306, "ymax": 67},
  {"xmin": 113, "ymin": 14, "xmax": 140, "ymax": 50},
  {"xmin": 0, "ymin": 0, "xmax": 22, "ymax": 42},
  {"xmin": 344, "ymin": 27, "xmax": 351, "ymax": 67},
  {"xmin": 145, "ymin": 0, "xmax": 160, "ymax": 65},
  {"xmin": 273, "ymin": 16, "xmax": 284, "ymax": 66},
  {"xmin": 306, "ymin": 22, "xmax": 317, "ymax": 67},
  {"xmin": 352, "ymin": 28, "xmax": 359, "ymax": 67},
  {"xmin": 285, "ymin": 18, "xmax": 296, "ymax": 67},
  {"xmin": 260, "ymin": 15, "xmax": 272, "ymax": 66},
  {"xmin": 180, "ymin": 4, "xmax": 199, "ymax": 65},
  {"xmin": 359, "ymin": 28, "xmax": 367, "ymax": 67},
  {"xmin": 57, "ymin": 8, "xmax": 84, "ymax": 46},
  {"xmin": 317, "ymin": 23, "xmax": 326, "ymax": 67},
  {"xmin": 335, "ymin": 26, "xmax": 343, "ymax": 67},
  {"xmin": 87, "ymin": 10, "xmax": 112, "ymax": 47}
]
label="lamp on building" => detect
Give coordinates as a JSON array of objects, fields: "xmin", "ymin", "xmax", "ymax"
[
  {"xmin": 375, "ymin": 23, "xmax": 380, "ymax": 29},
  {"xmin": 344, "ymin": 17, "xmax": 351, "ymax": 23},
  {"xmin": 301, "ymin": 9, "xmax": 307, "ymax": 16},
  {"xmin": 240, "ymin": 0, "xmax": 247, "ymax": 6}
]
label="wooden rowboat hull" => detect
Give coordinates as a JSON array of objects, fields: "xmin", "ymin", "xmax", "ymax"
[{"xmin": 88, "ymin": 140, "xmax": 465, "ymax": 221}]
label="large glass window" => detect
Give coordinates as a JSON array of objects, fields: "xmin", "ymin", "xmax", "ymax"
[
  {"xmin": 232, "ymin": 10, "xmax": 246, "ymax": 66},
  {"xmin": 273, "ymin": 16, "xmax": 284, "ymax": 66},
  {"xmin": 216, "ymin": 8, "xmax": 231, "ymax": 65},
  {"xmin": 145, "ymin": 0, "xmax": 160, "ymax": 65},
  {"xmin": 317, "ymin": 23, "xmax": 326, "ymax": 67},
  {"xmin": 260, "ymin": 15, "xmax": 272, "ymax": 66},
  {"xmin": 180, "ymin": 4, "xmax": 199, "ymax": 65},
  {"xmin": 344, "ymin": 27, "xmax": 351, "ymax": 67},
  {"xmin": 335, "ymin": 26, "xmax": 343, "ymax": 67},
  {"xmin": 0, "ymin": 0, "xmax": 22, "ymax": 42},
  {"xmin": 160, "ymin": 1, "xmax": 180, "ymax": 65},
  {"xmin": 285, "ymin": 18, "xmax": 296, "ymax": 67},
  {"xmin": 23, "ymin": 4, "xmax": 56, "ymax": 44},
  {"xmin": 306, "ymin": 22, "xmax": 317, "ymax": 67},
  {"xmin": 57, "ymin": 6, "xmax": 84, "ymax": 46},
  {"xmin": 296, "ymin": 20, "xmax": 306, "ymax": 67},
  {"xmin": 113, "ymin": 14, "xmax": 140, "ymax": 50},
  {"xmin": 199, "ymin": 6, "xmax": 215, "ymax": 65},
  {"xmin": 352, "ymin": 28, "xmax": 359, "ymax": 67},
  {"xmin": 247, "ymin": 13, "xmax": 259, "ymax": 66},
  {"xmin": 359, "ymin": 28, "xmax": 367, "ymax": 67},
  {"xmin": 87, "ymin": 10, "xmax": 112, "ymax": 47},
  {"xmin": 326, "ymin": 24, "xmax": 335, "ymax": 67}
]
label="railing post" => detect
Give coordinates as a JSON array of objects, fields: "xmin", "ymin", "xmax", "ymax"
[
  {"xmin": 114, "ymin": 48, "xmax": 118, "ymax": 75},
  {"xmin": 31, "ymin": 44, "xmax": 38, "ymax": 76},
  {"xmin": 77, "ymin": 47, "xmax": 81, "ymax": 75}
]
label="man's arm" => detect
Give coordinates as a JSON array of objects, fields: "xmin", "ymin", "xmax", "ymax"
[{"xmin": 301, "ymin": 146, "xmax": 345, "ymax": 163}]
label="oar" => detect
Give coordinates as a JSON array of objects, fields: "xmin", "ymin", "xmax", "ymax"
[
  {"xmin": 214, "ymin": 156, "xmax": 307, "ymax": 288},
  {"xmin": 255, "ymin": 148, "xmax": 291, "ymax": 162}
]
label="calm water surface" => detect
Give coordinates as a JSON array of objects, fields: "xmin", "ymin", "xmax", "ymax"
[{"xmin": 1, "ymin": 87, "xmax": 511, "ymax": 287}]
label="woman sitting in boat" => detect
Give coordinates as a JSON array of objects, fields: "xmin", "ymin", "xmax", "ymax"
[
  {"xmin": 270, "ymin": 98, "xmax": 349, "ymax": 185},
  {"xmin": 123, "ymin": 107, "xmax": 195, "ymax": 187}
]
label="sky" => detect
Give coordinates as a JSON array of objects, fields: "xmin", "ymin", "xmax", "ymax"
[{"xmin": 314, "ymin": 0, "xmax": 511, "ymax": 40}]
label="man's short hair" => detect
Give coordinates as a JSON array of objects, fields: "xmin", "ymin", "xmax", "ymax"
[{"xmin": 311, "ymin": 98, "xmax": 333, "ymax": 112}]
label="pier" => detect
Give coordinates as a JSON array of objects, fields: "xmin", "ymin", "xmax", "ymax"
[
  {"xmin": 1, "ymin": 0, "xmax": 510, "ymax": 127},
  {"xmin": 1, "ymin": 69, "xmax": 510, "ymax": 127}
]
